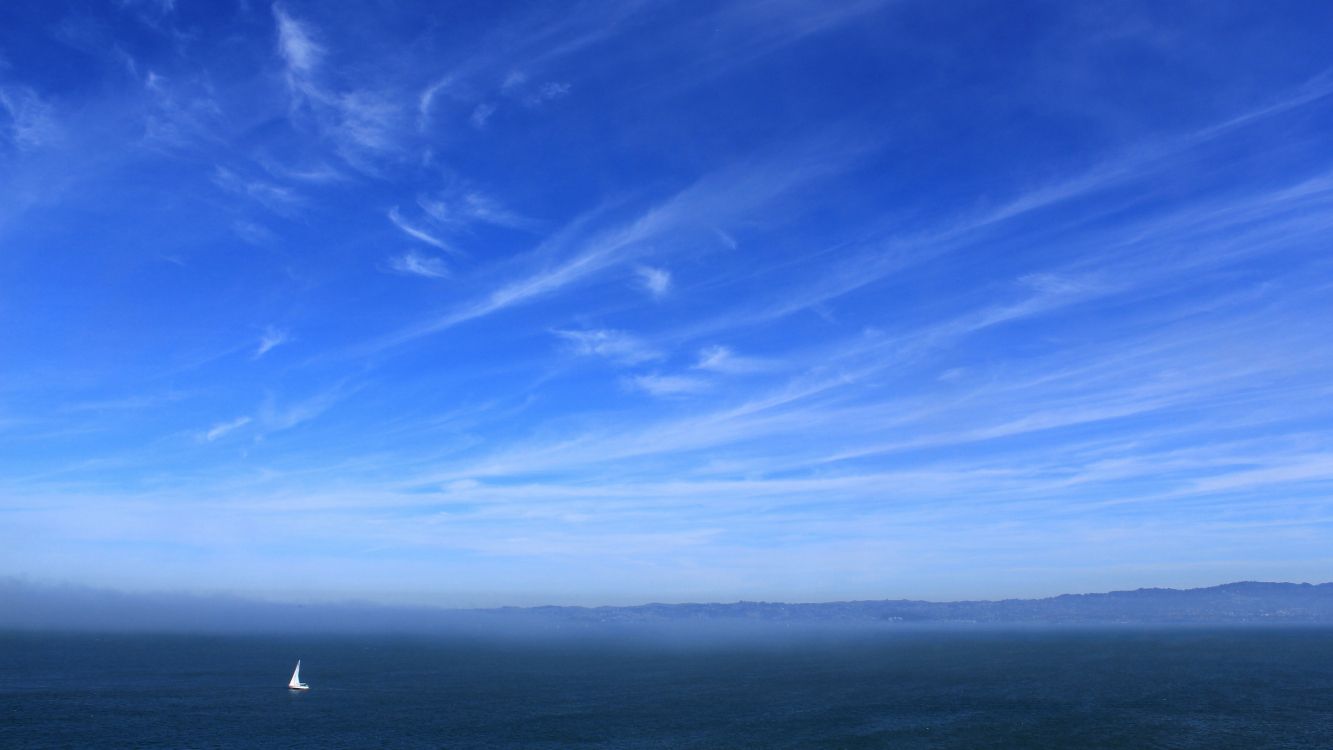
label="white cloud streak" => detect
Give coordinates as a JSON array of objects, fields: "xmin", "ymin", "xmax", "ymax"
[
  {"xmin": 693, "ymin": 345, "xmax": 770, "ymax": 374},
  {"xmin": 417, "ymin": 75, "xmax": 452, "ymax": 130},
  {"xmin": 271, "ymin": 6, "xmax": 404, "ymax": 169},
  {"xmin": 203, "ymin": 416, "xmax": 252, "ymax": 442},
  {"xmin": 469, "ymin": 102, "xmax": 495, "ymax": 129},
  {"xmin": 417, "ymin": 190, "xmax": 538, "ymax": 232},
  {"xmin": 628, "ymin": 373, "xmax": 711, "ymax": 397},
  {"xmin": 387, "ymin": 251, "xmax": 450, "ymax": 279},
  {"xmin": 635, "ymin": 265, "xmax": 671, "ymax": 297},
  {"xmin": 354, "ymin": 139, "xmax": 860, "ymax": 356},
  {"xmin": 387, "ymin": 206, "xmax": 457, "ymax": 254},
  {"xmin": 254, "ymin": 326, "xmax": 289, "ymax": 359},
  {"xmin": 274, "ymin": 5, "xmax": 323, "ymax": 77},
  {"xmin": 554, "ymin": 329, "xmax": 661, "ymax": 365},
  {"xmin": 0, "ymin": 85, "xmax": 59, "ymax": 150},
  {"xmin": 212, "ymin": 167, "xmax": 302, "ymax": 216}
]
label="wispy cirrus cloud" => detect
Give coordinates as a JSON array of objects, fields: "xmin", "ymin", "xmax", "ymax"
[
  {"xmin": 417, "ymin": 75, "xmax": 452, "ymax": 130},
  {"xmin": 356, "ymin": 138, "xmax": 862, "ymax": 355},
  {"xmin": 273, "ymin": 5, "xmax": 323, "ymax": 79},
  {"xmin": 191, "ymin": 384, "xmax": 359, "ymax": 448},
  {"xmin": 409, "ymin": 1, "xmax": 649, "ymax": 131},
  {"xmin": 501, "ymin": 73, "xmax": 572, "ymax": 107},
  {"xmin": 693, "ymin": 345, "xmax": 771, "ymax": 374},
  {"xmin": 469, "ymin": 102, "xmax": 495, "ymax": 129},
  {"xmin": 203, "ymin": 416, "xmax": 251, "ymax": 442},
  {"xmin": 330, "ymin": 90, "xmax": 400, "ymax": 154},
  {"xmin": 666, "ymin": 83, "xmax": 1333, "ymax": 346},
  {"xmin": 554, "ymin": 328, "xmax": 661, "ymax": 365},
  {"xmin": 257, "ymin": 387, "xmax": 346, "ymax": 434},
  {"xmin": 0, "ymin": 84, "xmax": 59, "ymax": 150},
  {"xmin": 628, "ymin": 373, "xmax": 711, "ymax": 397},
  {"xmin": 417, "ymin": 189, "xmax": 538, "ymax": 232},
  {"xmin": 139, "ymin": 69, "xmax": 223, "ymax": 150},
  {"xmin": 119, "ymin": 0, "xmax": 176, "ymax": 16},
  {"xmin": 271, "ymin": 6, "xmax": 405, "ymax": 169},
  {"xmin": 212, "ymin": 167, "xmax": 302, "ymax": 216},
  {"xmin": 231, "ymin": 219, "xmax": 276, "ymax": 245},
  {"xmin": 254, "ymin": 326, "xmax": 289, "ymax": 359},
  {"xmin": 386, "ymin": 250, "xmax": 450, "ymax": 279},
  {"xmin": 635, "ymin": 265, "xmax": 671, "ymax": 297},
  {"xmin": 387, "ymin": 206, "xmax": 457, "ymax": 254}
]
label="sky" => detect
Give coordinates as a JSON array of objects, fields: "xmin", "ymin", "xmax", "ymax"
[{"xmin": 2, "ymin": 0, "xmax": 1332, "ymax": 607}]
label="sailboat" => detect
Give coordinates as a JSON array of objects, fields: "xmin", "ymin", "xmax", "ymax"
[{"xmin": 287, "ymin": 660, "xmax": 310, "ymax": 691}]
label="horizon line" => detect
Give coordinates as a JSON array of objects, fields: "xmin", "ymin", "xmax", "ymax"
[{"xmin": 5, "ymin": 577, "xmax": 1329, "ymax": 612}]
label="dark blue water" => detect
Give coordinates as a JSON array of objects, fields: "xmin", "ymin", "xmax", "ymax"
[{"xmin": 3, "ymin": 628, "xmax": 1332, "ymax": 748}]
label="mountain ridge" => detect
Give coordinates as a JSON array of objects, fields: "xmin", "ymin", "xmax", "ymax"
[
  {"xmin": 533, "ymin": 581, "xmax": 1333, "ymax": 625},
  {"xmin": 5, "ymin": 579, "xmax": 1333, "ymax": 632}
]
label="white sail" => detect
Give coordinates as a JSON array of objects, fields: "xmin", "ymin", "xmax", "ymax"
[{"xmin": 288, "ymin": 660, "xmax": 308, "ymax": 690}]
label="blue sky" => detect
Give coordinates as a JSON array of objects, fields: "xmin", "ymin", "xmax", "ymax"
[{"xmin": 2, "ymin": 0, "xmax": 1333, "ymax": 606}]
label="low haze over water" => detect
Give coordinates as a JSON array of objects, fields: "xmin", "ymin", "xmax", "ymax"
[{"xmin": 5, "ymin": 629, "xmax": 1333, "ymax": 748}]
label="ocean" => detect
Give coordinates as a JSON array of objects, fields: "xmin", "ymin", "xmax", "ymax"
[{"xmin": 3, "ymin": 628, "xmax": 1331, "ymax": 748}]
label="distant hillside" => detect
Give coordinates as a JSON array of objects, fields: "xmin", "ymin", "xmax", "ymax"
[
  {"xmin": 544, "ymin": 582, "xmax": 1333, "ymax": 625},
  {"xmin": 3, "ymin": 580, "xmax": 1333, "ymax": 633}
]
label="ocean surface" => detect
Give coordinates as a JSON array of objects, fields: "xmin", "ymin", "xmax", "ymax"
[{"xmin": 3, "ymin": 628, "xmax": 1332, "ymax": 748}]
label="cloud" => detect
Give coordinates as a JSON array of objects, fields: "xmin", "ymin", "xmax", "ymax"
[
  {"xmin": 273, "ymin": 5, "xmax": 323, "ymax": 77},
  {"xmin": 501, "ymin": 71, "xmax": 528, "ymax": 93},
  {"xmin": 332, "ymin": 90, "xmax": 399, "ymax": 154},
  {"xmin": 0, "ymin": 85, "xmax": 59, "ymax": 150},
  {"xmin": 628, "ymin": 373, "xmax": 710, "ymax": 397},
  {"xmin": 694, "ymin": 345, "xmax": 732, "ymax": 370},
  {"xmin": 554, "ymin": 329, "xmax": 660, "ymax": 365},
  {"xmin": 254, "ymin": 326, "xmax": 289, "ymax": 359},
  {"xmin": 503, "ymin": 77, "xmax": 571, "ymax": 107},
  {"xmin": 1018, "ymin": 272, "xmax": 1099, "ymax": 296},
  {"xmin": 693, "ymin": 345, "xmax": 771, "ymax": 374},
  {"xmin": 203, "ymin": 416, "xmax": 252, "ymax": 442},
  {"xmin": 535, "ymin": 82, "xmax": 570, "ymax": 102},
  {"xmin": 417, "ymin": 76, "xmax": 452, "ymax": 129},
  {"xmin": 417, "ymin": 189, "xmax": 538, "ymax": 232},
  {"xmin": 120, "ymin": 0, "xmax": 176, "ymax": 14},
  {"xmin": 212, "ymin": 167, "xmax": 302, "ymax": 216},
  {"xmin": 458, "ymin": 71, "xmax": 572, "ymax": 135},
  {"xmin": 689, "ymin": 0, "xmax": 894, "ymax": 79},
  {"xmin": 195, "ymin": 385, "xmax": 359, "ymax": 447},
  {"xmin": 387, "ymin": 251, "xmax": 450, "ymax": 279},
  {"xmin": 404, "ymin": 252, "xmax": 1333, "ymax": 490},
  {"xmin": 663, "ymin": 85, "xmax": 1333, "ymax": 344},
  {"xmin": 460, "ymin": 191, "xmax": 537, "ymax": 230},
  {"xmin": 470, "ymin": 102, "xmax": 496, "ymax": 129},
  {"xmin": 271, "ymin": 7, "xmax": 403, "ymax": 170},
  {"xmin": 259, "ymin": 158, "xmax": 344, "ymax": 185},
  {"xmin": 635, "ymin": 265, "xmax": 671, "ymax": 297},
  {"xmin": 140, "ymin": 71, "xmax": 223, "ymax": 149},
  {"xmin": 387, "ymin": 207, "xmax": 457, "ymax": 254},
  {"xmin": 353, "ymin": 141, "xmax": 858, "ymax": 356},
  {"xmin": 257, "ymin": 383, "xmax": 357, "ymax": 434},
  {"xmin": 231, "ymin": 220, "xmax": 276, "ymax": 245}
]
